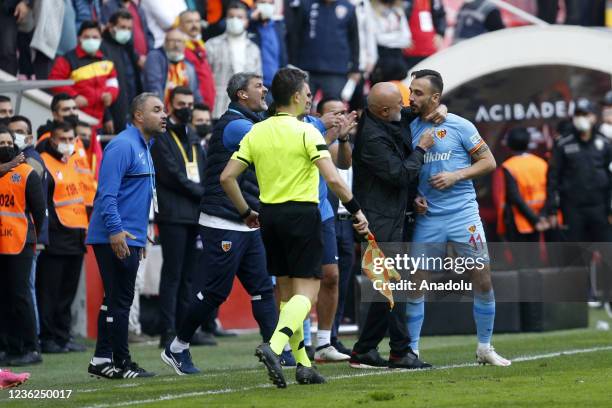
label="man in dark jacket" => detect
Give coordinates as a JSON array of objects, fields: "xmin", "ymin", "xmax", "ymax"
[
  {"xmin": 102, "ymin": 10, "xmax": 143, "ymax": 133},
  {"xmin": 150, "ymin": 87, "xmax": 206, "ymax": 349},
  {"xmin": 161, "ymin": 73, "xmax": 278, "ymax": 375},
  {"xmin": 350, "ymin": 82, "xmax": 441, "ymax": 369}
]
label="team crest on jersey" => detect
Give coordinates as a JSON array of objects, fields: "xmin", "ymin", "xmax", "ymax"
[
  {"xmin": 436, "ymin": 129, "xmax": 447, "ymax": 139},
  {"xmin": 221, "ymin": 241, "xmax": 232, "ymax": 252},
  {"xmin": 335, "ymin": 5, "xmax": 348, "ymax": 19},
  {"xmin": 11, "ymin": 173, "xmax": 21, "ymax": 183},
  {"xmin": 467, "ymin": 225, "xmax": 477, "ymax": 234}
]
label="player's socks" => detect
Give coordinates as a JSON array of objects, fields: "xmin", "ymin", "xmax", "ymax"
[
  {"xmin": 406, "ymin": 296, "xmax": 425, "ymax": 352},
  {"xmin": 289, "ymin": 323, "xmax": 312, "ymax": 367},
  {"xmin": 473, "ymin": 290, "xmax": 495, "ymax": 345},
  {"xmin": 251, "ymin": 290, "xmax": 277, "ymax": 342},
  {"xmin": 316, "ymin": 330, "xmax": 331, "ymax": 348},
  {"xmin": 169, "ymin": 337, "xmax": 189, "ymax": 354},
  {"xmin": 269, "ymin": 295, "xmax": 311, "ymax": 355},
  {"xmin": 303, "ymin": 316, "xmax": 312, "ymax": 347}
]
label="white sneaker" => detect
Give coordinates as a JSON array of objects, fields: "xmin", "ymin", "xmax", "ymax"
[
  {"xmin": 314, "ymin": 345, "xmax": 350, "ymax": 363},
  {"xmin": 476, "ymin": 346, "xmax": 511, "ymax": 367}
]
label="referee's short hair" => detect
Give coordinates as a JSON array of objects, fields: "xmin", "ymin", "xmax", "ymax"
[
  {"xmin": 227, "ymin": 72, "xmax": 262, "ymax": 102},
  {"xmin": 271, "ymin": 67, "xmax": 308, "ymax": 106}
]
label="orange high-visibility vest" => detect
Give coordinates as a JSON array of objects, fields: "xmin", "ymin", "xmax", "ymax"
[
  {"xmin": 40, "ymin": 152, "xmax": 88, "ymax": 229},
  {"xmin": 0, "ymin": 163, "xmax": 33, "ymax": 255},
  {"xmin": 497, "ymin": 153, "xmax": 547, "ymax": 235},
  {"xmin": 38, "ymin": 133, "xmax": 97, "ymax": 206}
]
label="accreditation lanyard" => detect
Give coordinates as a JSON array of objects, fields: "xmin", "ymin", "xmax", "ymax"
[{"xmin": 170, "ymin": 130, "xmax": 200, "ymax": 183}]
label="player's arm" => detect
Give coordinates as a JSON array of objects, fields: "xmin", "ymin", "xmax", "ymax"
[{"xmin": 429, "ymin": 142, "xmax": 496, "ymax": 190}]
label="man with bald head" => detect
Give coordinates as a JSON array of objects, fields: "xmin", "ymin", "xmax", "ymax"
[{"xmin": 349, "ymin": 81, "xmax": 444, "ymax": 369}]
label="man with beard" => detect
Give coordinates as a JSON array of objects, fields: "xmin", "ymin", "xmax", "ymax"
[
  {"xmin": 86, "ymin": 93, "xmax": 167, "ymax": 379},
  {"xmin": 161, "ymin": 72, "xmax": 278, "ymax": 375},
  {"xmin": 151, "ymin": 87, "xmax": 207, "ymax": 349}
]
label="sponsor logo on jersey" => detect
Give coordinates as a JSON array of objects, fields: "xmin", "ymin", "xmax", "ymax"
[{"xmin": 424, "ymin": 150, "xmax": 452, "ymax": 163}]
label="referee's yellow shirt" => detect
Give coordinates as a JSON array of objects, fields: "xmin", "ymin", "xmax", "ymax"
[{"xmin": 231, "ymin": 113, "xmax": 331, "ymax": 204}]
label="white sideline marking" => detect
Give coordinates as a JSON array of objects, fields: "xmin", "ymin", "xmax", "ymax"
[{"xmin": 83, "ymin": 346, "xmax": 612, "ymax": 408}]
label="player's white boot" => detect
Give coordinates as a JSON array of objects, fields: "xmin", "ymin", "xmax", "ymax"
[
  {"xmin": 476, "ymin": 345, "xmax": 511, "ymax": 366},
  {"xmin": 314, "ymin": 345, "xmax": 350, "ymax": 363}
]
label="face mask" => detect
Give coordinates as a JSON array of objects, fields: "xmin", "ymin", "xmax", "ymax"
[
  {"xmin": 63, "ymin": 114, "xmax": 79, "ymax": 127},
  {"xmin": 173, "ymin": 107, "xmax": 193, "ymax": 125},
  {"xmin": 14, "ymin": 133, "xmax": 27, "ymax": 150},
  {"xmin": 573, "ymin": 116, "xmax": 592, "ymax": 133},
  {"xmin": 600, "ymin": 123, "xmax": 612, "ymax": 139},
  {"xmin": 166, "ymin": 51, "xmax": 185, "ymax": 63},
  {"xmin": 81, "ymin": 38, "xmax": 102, "ymax": 54},
  {"xmin": 113, "ymin": 29, "xmax": 132, "ymax": 45},
  {"xmin": 195, "ymin": 124, "xmax": 212, "ymax": 138},
  {"xmin": 0, "ymin": 146, "xmax": 16, "ymax": 163},
  {"xmin": 257, "ymin": 3, "xmax": 275, "ymax": 20},
  {"xmin": 226, "ymin": 17, "xmax": 245, "ymax": 36},
  {"xmin": 57, "ymin": 142, "xmax": 75, "ymax": 156}
]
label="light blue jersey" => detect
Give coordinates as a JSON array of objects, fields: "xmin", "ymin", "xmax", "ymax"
[
  {"xmin": 303, "ymin": 115, "xmax": 334, "ymax": 222},
  {"xmin": 410, "ymin": 113, "xmax": 485, "ymax": 216}
]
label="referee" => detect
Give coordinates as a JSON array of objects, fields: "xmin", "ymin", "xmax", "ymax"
[{"xmin": 221, "ymin": 68, "xmax": 368, "ymax": 388}]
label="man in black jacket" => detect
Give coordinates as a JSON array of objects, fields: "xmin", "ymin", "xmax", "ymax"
[
  {"xmin": 161, "ymin": 73, "xmax": 278, "ymax": 375},
  {"xmin": 349, "ymin": 82, "xmax": 440, "ymax": 369},
  {"xmin": 151, "ymin": 87, "xmax": 206, "ymax": 349},
  {"xmin": 102, "ymin": 10, "xmax": 143, "ymax": 133}
]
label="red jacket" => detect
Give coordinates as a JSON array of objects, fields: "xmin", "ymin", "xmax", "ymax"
[
  {"xmin": 49, "ymin": 45, "xmax": 120, "ymax": 127},
  {"xmin": 185, "ymin": 39, "xmax": 216, "ymax": 109}
]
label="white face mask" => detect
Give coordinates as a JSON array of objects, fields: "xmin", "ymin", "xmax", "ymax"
[
  {"xmin": 14, "ymin": 133, "xmax": 27, "ymax": 150},
  {"xmin": 58, "ymin": 142, "xmax": 75, "ymax": 156},
  {"xmin": 166, "ymin": 51, "xmax": 185, "ymax": 62},
  {"xmin": 257, "ymin": 3, "xmax": 275, "ymax": 20},
  {"xmin": 600, "ymin": 123, "xmax": 612, "ymax": 139},
  {"xmin": 573, "ymin": 116, "xmax": 592, "ymax": 133},
  {"xmin": 226, "ymin": 17, "xmax": 245, "ymax": 36},
  {"xmin": 113, "ymin": 29, "xmax": 132, "ymax": 45},
  {"xmin": 81, "ymin": 38, "xmax": 102, "ymax": 55}
]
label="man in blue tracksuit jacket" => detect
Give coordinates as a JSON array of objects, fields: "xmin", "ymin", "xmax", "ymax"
[{"xmin": 86, "ymin": 93, "xmax": 167, "ymax": 380}]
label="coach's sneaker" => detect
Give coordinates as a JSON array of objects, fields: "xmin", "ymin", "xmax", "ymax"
[
  {"xmin": 0, "ymin": 369, "xmax": 30, "ymax": 389},
  {"xmin": 295, "ymin": 364, "xmax": 326, "ymax": 385},
  {"xmin": 88, "ymin": 360, "xmax": 121, "ymax": 379},
  {"xmin": 280, "ymin": 349, "xmax": 297, "ymax": 367},
  {"xmin": 314, "ymin": 345, "xmax": 350, "ymax": 363},
  {"xmin": 255, "ymin": 343, "xmax": 286, "ymax": 388},
  {"xmin": 476, "ymin": 345, "xmax": 511, "ymax": 367},
  {"xmin": 349, "ymin": 349, "xmax": 388, "ymax": 369},
  {"xmin": 116, "ymin": 359, "xmax": 157, "ymax": 378},
  {"xmin": 161, "ymin": 346, "xmax": 201, "ymax": 375},
  {"xmin": 388, "ymin": 351, "xmax": 432, "ymax": 369}
]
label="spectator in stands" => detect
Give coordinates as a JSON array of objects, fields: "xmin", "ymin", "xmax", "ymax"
[
  {"xmin": 249, "ymin": 0, "xmax": 288, "ymax": 96},
  {"xmin": 206, "ymin": 1, "xmax": 262, "ymax": 119},
  {"xmin": 371, "ymin": 0, "xmax": 412, "ymax": 72},
  {"xmin": 75, "ymin": 120, "xmax": 93, "ymax": 150},
  {"xmin": 0, "ymin": 127, "xmax": 45, "ymax": 367},
  {"xmin": 36, "ymin": 93, "xmax": 78, "ymax": 139},
  {"xmin": 453, "ymin": 0, "xmax": 505, "ymax": 44},
  {"xmin": 597, "ymin": 90, "xmax": 612, "ymax": 140},
  {"xmin": 102, "ymin": 9, "xmax": 143, "ymax": 132},
  {"xmin": 36, "ymin": 122, "xmax": 89, "ymax": 354},
  {"xmin": 288, "ymin": 0, "xmax": 360, "ymax": 99},
  {"xmin": 0, "ymin": 0, "xmax": 29, "ymax": 75},
  {"xmin": 192, "ymin": 103, "xmax": 213, "ymax": 150},
  {"xmin": 29, "ymin": 0, "xmax": 69, "ymax": 80},
  {"xmin": 346, "ymin": 0, "xmax": 377, "ymax": 110},
  {"xmin": 144, "ymin": 28, "xmax": 202, "ymax": 108},
  {"xmin": 151, "ymin": 87, "xmax": 206, "ymax": 349},
  {"xmin": 73, "ymin": 0, "xmax": 102, "ymax": 32},
  {"xmin": 0, "ymin": 96, "xmax": 13, "ymax": 120},
  {"xmin": 9, "ymin": 115, "xmax": 50, "ymax": 337},
  {"xmin": 101, "ymin": 0, "xmax": 155, "ymax": 66},
  {"xmin": 48, "ymin": 21, "xmax": 120, "ymax": 133},
  {"xmin": 178, "ymin": 9, "xmax": 216, "ymax": 109},
  {"xmin": 403, "ymin": 0, "xmax": 447, "ymax": 70},
  {"xmin": 141, "ymin": 0, "xmax": 187, "ymax": 48}
]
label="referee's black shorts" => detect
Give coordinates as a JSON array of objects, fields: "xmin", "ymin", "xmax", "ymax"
[{"xmin": 259, "ymin": 201, "xmax": 323, "ymax": 279}]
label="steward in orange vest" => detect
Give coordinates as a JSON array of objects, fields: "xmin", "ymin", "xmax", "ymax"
[{"xmin": 496, "ymin": 128, "xmax": 549, "ymax": 241}]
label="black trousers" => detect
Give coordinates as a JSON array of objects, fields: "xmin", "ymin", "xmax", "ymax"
[
  {"xmin": 158, "ymin": 223, "xmax": 199, "ymax": 334},
  {"xmin": 93, "ymin": 244, "xmax": 140, "ymax": 362},
  {"xmin": 0, "ymin": 253, "xmax": 37, "ymax": 355},
  {"xmin": 332, "ymin": 218, "xmax": 356, "ymax": 341},
  {"xmin": 36, "ymin": 252, "xmax": 84, "ymax": 345},
  {"xmin": 0, "ymin": 13, "xmax": 18, "ymax": 75},
  {"xmin": 562, "ymin": 204, "xmax": 611, "ymax": 243}
]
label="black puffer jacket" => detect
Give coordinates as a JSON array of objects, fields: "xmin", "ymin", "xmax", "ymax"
[
  {"xmin": 200, "ymin": 102, "xmax": 261, "ymax": 222},
  {"xmin": 352, "ymin": 108, "xmax": 424, "ymax": 241}
]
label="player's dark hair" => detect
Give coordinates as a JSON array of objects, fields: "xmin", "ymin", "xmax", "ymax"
[{"xmin": 412, "ymin": 69, "xmax": 444, "ymax": 95}]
